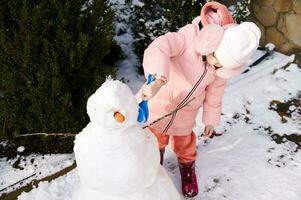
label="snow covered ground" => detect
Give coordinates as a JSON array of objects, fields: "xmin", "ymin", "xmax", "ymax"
[
  {"xmin": 0, "ymin": 153, "xmax": 74, "ymax": 195},
  {"xmin": 0, "ymin": 48, "xmax": 298, "ymax": 200}
]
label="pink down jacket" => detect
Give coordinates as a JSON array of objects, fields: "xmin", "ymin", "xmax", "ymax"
[{"xmin": 137, "ymin": 3, "xmax": 246, "ymax": 136}]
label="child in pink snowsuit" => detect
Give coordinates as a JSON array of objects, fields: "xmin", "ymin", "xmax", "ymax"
[{"xmin": 138, "ymin": 2, "xmax": 261, "ymax": 198}]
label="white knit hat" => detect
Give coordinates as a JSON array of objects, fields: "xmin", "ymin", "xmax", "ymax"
[{"xmin": 214, "ymin": 22, "xmax": 261, "ymax": 69}]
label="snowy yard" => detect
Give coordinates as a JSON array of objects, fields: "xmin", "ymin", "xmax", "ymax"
[
  {"xmin": 1, "ymin": 48, "xmax": 300, "ymax": 199},
  {"xmin": 1, "ymin": 0, "xmax": 300, "ymax": 199}
]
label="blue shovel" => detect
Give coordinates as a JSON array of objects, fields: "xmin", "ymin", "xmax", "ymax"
[{"xmin": 137, "ymin": 74, "xmax": 156, "ymax": 123}]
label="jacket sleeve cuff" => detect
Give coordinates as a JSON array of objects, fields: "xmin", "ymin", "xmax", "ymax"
[
  {"xmin": 202, "ymin": 109, "xmax": 221, "ymax": 127},
  {"xmin": 154, "ymin": 74, "xmax": 167, "ymax": 83}
]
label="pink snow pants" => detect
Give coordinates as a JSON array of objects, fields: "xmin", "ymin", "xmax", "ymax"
[{"xmin": 149, "ymin": 127, "xmax": 197, "ymax": 163}]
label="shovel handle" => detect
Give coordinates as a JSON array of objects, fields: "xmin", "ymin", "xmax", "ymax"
[{"xmin": 146, "ymin": 74, "xmax": 156, "ymax": 85}]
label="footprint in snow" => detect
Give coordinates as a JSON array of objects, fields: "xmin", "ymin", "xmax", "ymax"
[
  {"xmin": 207, "ymin": 138, "xmax": 243, "ymax": 154},
  {"xmin": 202, "ymin": 175, "xmax": 231, "ymax": 200},
  {"xmin": 166, "ymin": 161, "xmax": 178, "ymax": 172}
]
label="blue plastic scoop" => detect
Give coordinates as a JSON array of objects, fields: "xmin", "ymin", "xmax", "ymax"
[{"xmin": 137, "ymin": 74, "xmax": 156, "ymax": 123}]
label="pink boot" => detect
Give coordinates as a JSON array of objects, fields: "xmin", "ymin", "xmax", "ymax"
[{"xmin": 179, "ymin": 161, "xmax": 198, "ymax": 198}]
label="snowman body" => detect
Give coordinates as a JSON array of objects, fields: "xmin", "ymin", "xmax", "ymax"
[{"xmin": 73, "ymin": 79, "xmax": 180, "ymax": 200}]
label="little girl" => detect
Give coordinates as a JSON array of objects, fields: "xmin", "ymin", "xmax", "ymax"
[{"xmin": 138, "ymin": 2, "xmax": 260, "ymax": 198}]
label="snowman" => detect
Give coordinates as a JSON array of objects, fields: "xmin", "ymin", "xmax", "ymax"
[{"xmin": 73, "ymin": 78, "xmax": 181, "ymax": 200}]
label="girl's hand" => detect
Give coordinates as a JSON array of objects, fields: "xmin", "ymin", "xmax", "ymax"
[
  {"xmin": 203, "ymin": 125, "xmax": 214, "ymax": 139},
  {"xmin": 142, "ymin": 79, "xmax": 165, "ymax": 100}
]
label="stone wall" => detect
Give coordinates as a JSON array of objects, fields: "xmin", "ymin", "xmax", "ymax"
[{"xmin": 250, "ymin": 0, "xmax": 301, "ymax": 53}]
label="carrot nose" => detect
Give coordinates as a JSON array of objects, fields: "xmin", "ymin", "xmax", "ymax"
[{"xmin": 114, "ymin": 112, "xmax": 125, "ymax": 123}]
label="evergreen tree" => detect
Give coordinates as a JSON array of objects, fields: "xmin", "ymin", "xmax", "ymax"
[{"xmin": 0, "ymin": 0, "xmax": 116, "ymax": 139}]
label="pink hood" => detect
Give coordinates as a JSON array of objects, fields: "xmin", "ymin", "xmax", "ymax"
[
  {"xmin": 200, "ymin": 1, "xmax": 235, "ymax": 26},
  {"xmin": 192, "ymin": 2, "xmax": 245, "ymax": 79}
]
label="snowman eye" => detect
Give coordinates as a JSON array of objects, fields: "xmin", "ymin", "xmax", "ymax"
[{"xmin": 113, "ymin": 111, "xmax": 125, "ymax": 123}]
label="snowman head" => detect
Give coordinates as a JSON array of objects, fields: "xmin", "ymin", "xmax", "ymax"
[{"xmin": 87, "ymin": 78, "xmax": 138, "ymax": 130}]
